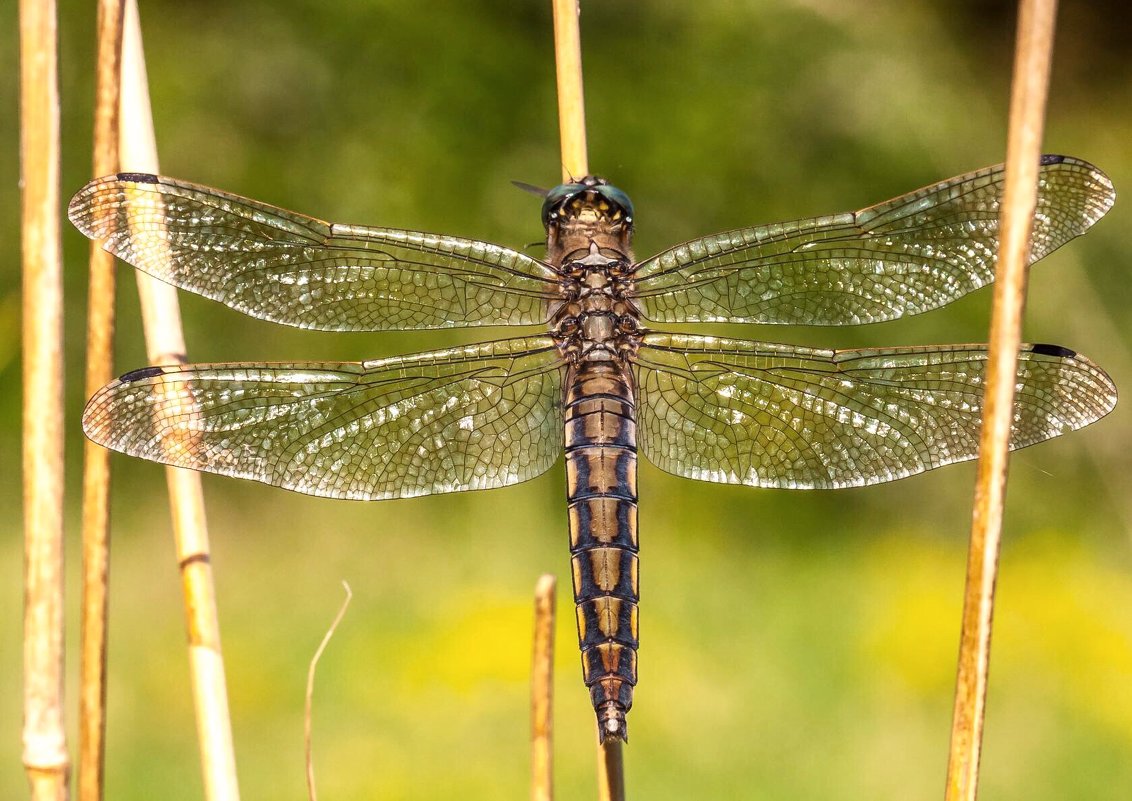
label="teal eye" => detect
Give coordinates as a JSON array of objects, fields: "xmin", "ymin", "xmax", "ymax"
[
  {"xmin": 542, "ymin": 183, "xmax": 587, "ymax": 226},
  {"xmin": 597, "ymin": 185, "xmax": 634, "ymax": 221}
]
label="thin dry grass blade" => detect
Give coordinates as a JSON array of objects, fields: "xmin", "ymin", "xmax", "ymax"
[
  {"xmin": 945, "ymin": 1, "xmax": 1059, "ymax": 799},
  {"xmin": 20, "ymin": 0, "xmax": 70, "ymax": 797},
  {"xmin": 551, "ymin": 0, "xmax": 588, "ymax": 180},
  {"xmin": 304, "ymin": 583, "xmax": 353, "ymax": 801},
  {"xmin": 531, "ymin": 575, "xmax": 557, "ymax": 801},
  {"xmin": 79, "ymin": 3, "xmax": 125, "ymax": 800},
  {"xmin": 117, "ymin": 2, "xmax": 241, "ymax": 798}
]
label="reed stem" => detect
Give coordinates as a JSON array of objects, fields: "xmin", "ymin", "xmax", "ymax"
[
  {"xmin": 531, "ymin": 575, "xmax": 557, "ymax": 801},
  {"xmin": 596, "ymin": 740, "xmax": 624, "ymax": 801},
  {"xmin": 78, "ymin": 3, "xmax": 126, "ymax": 799},
  {"xmin": 550, "ymin": 5, "xmax": 626, "ymax": 798},
  {"xmin": 118, "ymin": 2, "xmax": 241, "ymax": 798},
  {"xmin": 20, "ymin": 0, "xmax": 69, "ymax": 796},
  {"xmin": 945, "ymin": 1, "xmax": 1059, "ymax": 798},
  {"xmin": 551, "ymin": 0, "xmax": 588, "ymax": 180}
]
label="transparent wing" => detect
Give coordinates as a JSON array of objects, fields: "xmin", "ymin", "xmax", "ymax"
[
  {"xmin": 633, "ymin": 332, "xmax": 1116, "ymax": 489},
  {"xmin": 69, "ymin": 173, "xmax": 560, "ymax": 331},
  {"xmin": 82, "ymin": 337, "xmax": 565, "ymax": 499},
  {"xmin": 634, "ymin": 156, "xmax": 1114, "ymax": 325}
]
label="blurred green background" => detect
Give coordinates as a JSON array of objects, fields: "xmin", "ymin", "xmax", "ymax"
[{"xmin": 3, "ymin": 0, "xmax": 1131, "ymax": 798}]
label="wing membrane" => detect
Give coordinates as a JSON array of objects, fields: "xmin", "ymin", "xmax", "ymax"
[
  {"xmin": 83, "ymin": 337, "xmax": 565, "ymax": 499},
  {"xmin": 69, "ymin": 174, "xmax": 559, "ymax": 331},
  {"xmin": 634, "ymin": 156, "xmax": 1114, "ymax": 325},
  {"xmin": 634, "ymin": 332, "xmax": 1116, "ymax": 489}
]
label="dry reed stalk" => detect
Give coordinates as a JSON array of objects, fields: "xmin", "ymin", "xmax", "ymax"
[
  {"xmin": 78, "ymin": 3, "xmax": 125, "ymax": 800},
  {"xmin": 117, "ymin": 2, "xmax": 241, "ymax": 798},
  {"xmin": 20, "ymin": 0, "xmax": 69, "ymax": 798},
  {"xmin": 552, "ymin": 0, "xmax": 588, "ymax": 180},
  {"xmin": 595, "ymin": 739, "xmax": 624, "ymax": 801},
  {"xmin": 945, "ymin": 1, "xmax": 1059, "ymax": 798},
  {"xmin": 550, "ymin": 4, "xmax": 626, "ymax": 798},
  {"xmin": 531, "ymin": 575, "xmax": 557, "ymax": 801}
]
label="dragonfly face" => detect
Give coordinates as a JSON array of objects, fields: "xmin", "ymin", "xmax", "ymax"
[
  {"xmin": 542, "ymin": 177, "xmax": 635, "ymax": 228},
  {"xmin": 72, "ymin": 156, "xmax": 1117, "ymax": 742}
]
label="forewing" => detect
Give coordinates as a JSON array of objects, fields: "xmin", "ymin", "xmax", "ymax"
[
  {"xmin": 634, "ymin": 333, "xmax": 1116, "ymax": 489},
  {"xmin": 634, "ymin": 156, "xmax": 1114, "ymax": 325},
  {"xmin": 83, "ymin": 337, "xmax": 565, "ymax": 499},
  {"xmin": 69, "ymin": 173, "xmax": 559, "ymax": 331}
]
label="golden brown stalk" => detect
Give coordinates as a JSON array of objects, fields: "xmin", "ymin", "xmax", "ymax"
[
  {"xmin": 550, "ymin": 4, "xmax": 626, "ymax": 797},
  {"xmin": 946, "ymin": 1, "xmax": 1059, "ymax": 799},
  {"xmin": 117, "ymin": 2, "xmax": 241, "ymax": 798},
  {"xmin": 596, "ymin": 739, "xmax": 624, "ymax": 801},
  {"xmin": 531, "ymin": 575, "xmax": 557, "ymax": 801},
  {"xmin": 552, "ymin": 0, "xmax": 588, "ymax": 180},
  {"xmin": 20, "ymin": 0, "xmax": 69, "ymax": 797},
  {"xmin": 79, "ymin": 3, "xmax": 125, "ymax": 800}
]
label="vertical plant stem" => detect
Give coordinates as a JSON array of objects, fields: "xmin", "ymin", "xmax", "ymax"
[
  {"xmin": 79, "ymin": 3, "xmax": 125, "ymax": 800},
  {"xmin": 551, "ymin": 0, "xmax": 588, "ymax": 180},
  {"xmin": 596, "ymin": 740, "xmax": 624, "ymax": 801},
  {"xmin": 945, "ymin": 1, "xmax": 1058, "ymax": 799},
  {"xmin": 550, "ymin": 4, "xmax": 625, "ymax": 798},
  {"xmin": 531, "ymin": 575, "xmax": 556, "ymax": 801},
  {"xmin": 118, "ymin": 2, "xmax": 241, "ymax": 798},
  {"xmin": 20, "ymin": 0, "xmax": 69, "ymax": 798}
]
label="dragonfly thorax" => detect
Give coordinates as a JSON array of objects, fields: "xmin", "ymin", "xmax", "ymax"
[{"xmin": 551, "ymin": 241, "xmax": 641, "ymax": 364}]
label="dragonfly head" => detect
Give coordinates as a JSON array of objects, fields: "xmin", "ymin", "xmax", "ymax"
[{"xmin": 541, "ymin": 176, "xmax": 634, "ymax": 231}]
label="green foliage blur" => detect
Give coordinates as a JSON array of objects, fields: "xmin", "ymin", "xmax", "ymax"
[{"xmin": 3, "ymin": 1, "xmax": 1131, "ymax": 798}]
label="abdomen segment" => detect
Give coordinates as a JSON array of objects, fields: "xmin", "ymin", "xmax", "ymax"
[{"xmin": 564, "ymin": 363, "xmax": 639, "ymax": 742}]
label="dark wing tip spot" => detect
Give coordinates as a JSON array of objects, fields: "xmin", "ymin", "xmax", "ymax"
[
  {"xmin": 1040, "ymin": 154, "xmax": 1065, "ymax": 165},
  {"xmin": 117, "ymin": 172, "xmax": 159, "ymax": 183},
  {"xmin": 1030, "ymin": 343, "xmax": 1077, "ymax": 358},
  {"xmin": 119, "ymin": 365, "xmax": 166, "ymax": 382}
]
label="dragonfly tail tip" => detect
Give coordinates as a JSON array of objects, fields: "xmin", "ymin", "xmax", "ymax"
[{"xmin": 596, "ymin": 705, "xmax": 629, "ymax": 744}]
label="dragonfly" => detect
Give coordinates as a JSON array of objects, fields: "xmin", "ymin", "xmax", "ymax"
[{"xmin": 72, "ymin": 155, "xmax": 1116, "ymax": 743}]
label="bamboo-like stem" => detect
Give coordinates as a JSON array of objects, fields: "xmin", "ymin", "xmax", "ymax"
[
  {"xmin": 549, "ymin": 4, "xmax": 624, "ymax": 798},
  {"xmin": 20, "ymin": 0, "xmax": 69, "ymax": 798},
  {"xmin": 118, "ymin": 2, "xmax": 241, "ymax": 798},
  {"xmin": 596, "ymin": 740, "xmax": 624, "ymax": 801},
  {"xmin": 305, "ymin": 583, "xmax": 353, "ymax": 801},
  {"xmin": 944, "ymin": 1, "xmax": 1058, "ymax": 799},
  {"xmin": 78, "ymin": 3, "xmax": 125, "ymax": 800},
  {"xmin": 530, "ymin": 575, "xmax": 556, "ymax": 801},
  {"xmin": 551, "ymin": 0, "xmax": 588, "ymax": 180}
]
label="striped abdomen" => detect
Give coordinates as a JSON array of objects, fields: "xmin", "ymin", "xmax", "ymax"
[{"xmin": 564, "ymin": 362, "xmax": 639, "ymax": 743}]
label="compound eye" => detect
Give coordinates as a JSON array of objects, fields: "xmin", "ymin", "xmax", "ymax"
[
  {"xmin": 547, "ymin": 183, "xmax": 586, "ymax": 203},
  {"xmin": 541, "ymin": 183, "xmax": 588, "ymax": 225},
  {"xmin": 597, "ymin": 185, "xmax": 635, "ymax": 221}
]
